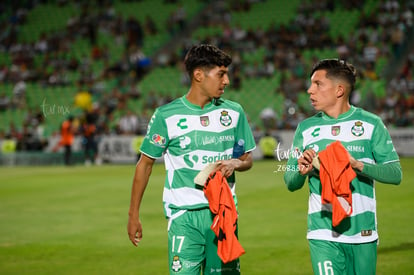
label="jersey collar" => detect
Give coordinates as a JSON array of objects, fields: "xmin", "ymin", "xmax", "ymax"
[
  {"xmin": 181, "ymin": 95, "xmax": 214, "ymax": 111},
  {"xmin": 321, "ymin": 105, "xmax": 356, "ymax": 121}
]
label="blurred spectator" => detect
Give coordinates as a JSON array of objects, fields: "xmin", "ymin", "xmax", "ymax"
[
  {"xmin": 260, "ymin": 107, "xmax": 277, "ymax": 132},
  {"xmin": 144, "ymin": 15, "xmax": 158, "ymax": 35},
  {"xmin": 336, "ymin": 36, "xmax": 351, "ymax": 61},
  {"xmin": 81, "ymin": 111, "xmax": 98, "ymax": 165},
  {"xmin": 174, "ymin": 4, "xmax": 186, "ymax": 30},
  {"xmin": 231, "ymin": 66, "xmax": 242, "ymax": 90},
  {"xmin": 6, "ymin": 122, "xmax": 21, "ymax": 140},
  {"xmin": 282, "ymin": 73, "xmax": 306, "ymax": 101},
  {"xmin": 11, "ymin": 78, "xmax": 26, "ymax": 109},
  {"xmin": 232, "ymin": 23, "xmax": 247, "ymax": 41},
  {"xmin": 144, "ymin": 90, "xmax": 158, "ymax": 110},
  {"xmin": 48, "ymin": 68, "xmax": 70, "ymax": 86},
  {"xmin": 17, "ymin": 112, "xmax": 48, "ymax": 151},
  {"xmin": 362, "ymin": 62, "xmax": 379, "ymax": 81},
  {"xmin": 104, "ymin": 87, "xmax": 122, "ymax": 114},
  {"xmin": 0, "ymin": 92, "xmax": 10, "ymax": 111},
  {"xmin": 389, "ymin": 74, "xmax": 409, "ymax": 94},
  {"xmin": 126, "ymin": 16, "xmax": 144, "ymax": 48},
  {"xmin": 126, "ymin": 82, "xmax": 142, "ymax": 100},
  {"xmin": 390, "ymin": 23, "xmax": 405, "ymax": 58},
  {"xmin": 0, "ymin": 65, "xmax": 8, "ymax": 82},
  {"xmin": 31, "ymin": 112, "xmax": 48, "ymax": 150},
  {"xmin": 167, "ymin": 3, "xmax": 186, "ymax": 34},
  {"xmin": 53, "ymin": 116, "xmax": 75, "ymax": 165},
  {"xmin": 118, "ymin": 110, "xmax": 139, "ymax": 135},
  {"xmin": 128, "ymin": 45, "xmax": 151, "ymax": 80},
  {"xmin": 362, "ymin": 40, "xmax": 380, "ymax": 64},
  {"xmin": 104, "ymin": 53, "xmax": 130, "ymax": 78},
  {"xmin": 34, "ymin": 32, "xmax": 48, "ymax": 54}
]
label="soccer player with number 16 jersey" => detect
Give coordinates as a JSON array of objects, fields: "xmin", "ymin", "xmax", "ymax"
[{"xmin": 284, "ymin": 59, "xmax": 402, "ymax": 275}]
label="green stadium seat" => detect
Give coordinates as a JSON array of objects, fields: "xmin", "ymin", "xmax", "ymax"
[{"xmin": 230, "ymin": 0, "xmax": 302, "ymax": 29}]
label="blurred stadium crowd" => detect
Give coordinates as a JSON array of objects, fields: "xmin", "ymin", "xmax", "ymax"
[{"xmin": 0, "ymin": 0, "xmax": 413, "ymax": 153}]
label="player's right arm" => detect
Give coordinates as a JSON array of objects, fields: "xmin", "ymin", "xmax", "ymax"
[
  {"xmin": 127, "ymin": 154, "xmax": 156, "ymax": 246},
  {"xmin": 284, "ymin": 154, "xmax": 308, "ymax": 191},
  {"xmin": 283, "ymin": 125, "xmax": 309, "ymax": 192}
]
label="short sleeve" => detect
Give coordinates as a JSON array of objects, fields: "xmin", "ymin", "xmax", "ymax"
[
  {"xmin": 235, "ymin": 107, "xmax": 256, "ymax": 152},
  {"xmin": 371, "ymin": 118, "xmax": 400, "ymax": 164},
  {"xmin": 140, "ymin": 108, "xmax": 169, "ymax": 159}
]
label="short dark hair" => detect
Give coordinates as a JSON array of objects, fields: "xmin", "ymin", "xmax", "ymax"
[
  {"xmin": 184, "ymin": 44, "xmax": 232, "ymax": 79},
  {"xmin": 310, "ymin": 59, "xmax": 357, "ymax": 91}
]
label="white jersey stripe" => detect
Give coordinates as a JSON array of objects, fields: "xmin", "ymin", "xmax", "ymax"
[
  {"xmin": 307, "ymin": 229, "xmax": 378, "ymax": 243},
  {"xmin": 164, "ymin": 148, "xmax": 234, "ymax": 171},
  {"xmin": 308, "ymin": 193, "xmax": 376, "ymax": 216},
  {"xmin": 163, "ymin": 187, "xmax": 207, "ymax": 206},
  {"xmin": 302, "ymin": 120, "xmax": 375, "ymax": 147},
  {"xmin": 165, "ymin": 110, "xmax": 240, "ymax": 138}
]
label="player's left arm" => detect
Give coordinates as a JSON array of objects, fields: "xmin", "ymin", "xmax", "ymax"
[
  {"xmin": 349, "ymin": 120, "xmax": 402, "ymax": 185},
  {"xmin": 218, "ymin": 152, "xmax": 253, "ymax": 178},
  {"xmin": 350, "ymin": 157, "xmax": 402, "ymax": 185}
]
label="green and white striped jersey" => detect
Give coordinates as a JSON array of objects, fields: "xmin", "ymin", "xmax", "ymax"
[
  {"xmin": 287, "ymin": 105, "xmax": 400, "ymax": 244},
  {"xmin": 140, "ymin": 96, "xmax": 256, "ymax": 218}
]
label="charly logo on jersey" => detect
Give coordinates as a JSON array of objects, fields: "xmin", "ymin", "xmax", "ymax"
[
  {"xmin": 331, "ymin": 125, "xmax": 340, "ymax": 136},
  {"xmin": 200, "ymin": 116, "xmax": 209, "ymax": 127},
  {"xmin": 351, "ymin": 121, "xmax": 364, "ymax": 137},
  {"xmin": 219, "ymin": 110, "xmax": 232, "ymax": 126},
  {"xmin": 177, "ymin": 118, "xmax": 188, "ymax": 130},
  {"xmin": 311, "ymin": 127, "xmax": 320, "ymax": 137},
  {"xmin": 171, "ymin": 255, "xmax": 182, "ymax": 272}
]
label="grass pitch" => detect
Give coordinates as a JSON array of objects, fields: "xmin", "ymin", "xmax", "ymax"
[{"xmin": 0, "ymin": 159, "xmax": 413, "ymax": 274}]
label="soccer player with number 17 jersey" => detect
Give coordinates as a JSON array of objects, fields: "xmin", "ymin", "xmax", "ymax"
[
  {"xmin": 284, "ymin": 59, "xmax": 402, "ymax": 275},
  {"xmin": 127, "ymin": 44, "xmax": 255, "ymax": 275}
]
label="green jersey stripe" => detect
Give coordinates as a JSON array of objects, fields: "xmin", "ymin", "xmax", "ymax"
[{"xmin": 309, "ymin": 211, "xmax": 376, "ymax": 236}]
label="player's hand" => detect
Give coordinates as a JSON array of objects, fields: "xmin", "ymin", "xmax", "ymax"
[
  {"xmin": 298, "ymin": 149, "xmax": 316, "ymax": 175},
  {"xmin": 127, "ymin": 217, "xmax": 143, "ymax": 247},
  {"xmin": 216, "ymin": 159, "xmax": 241, "ymax": 178},
  {"xmin": 349, "ymin": 155, "xmax": 364, "ymax": 172}
]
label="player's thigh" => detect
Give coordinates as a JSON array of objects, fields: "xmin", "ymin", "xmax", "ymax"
[
  {"xmin": 204, "ymin": 220, "xmax": 240, "ymax": 275},
  {"xmin": 351, "ymin": 241, "xmax": 377, "ymax": 275},
  {"xmin": 309, "ymin": 239, "xmax": 346, "ymax": 275},
  {"xmin": 168, "ymin": 211, "xmax": 205, "ymax": 274}
]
